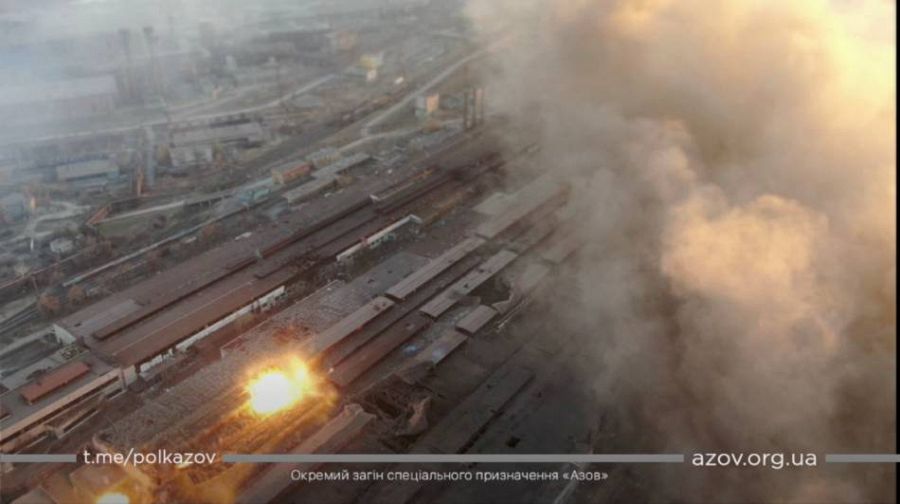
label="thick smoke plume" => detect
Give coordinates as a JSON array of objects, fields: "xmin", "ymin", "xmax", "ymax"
[{"xmin": 465, "ymin": 0, "xmax": 896, "ymax": 502}]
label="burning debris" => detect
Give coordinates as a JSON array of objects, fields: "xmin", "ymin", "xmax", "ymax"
[{"xmin": 246, "ymin": 359, "xmax": 318, "ymax": 416}]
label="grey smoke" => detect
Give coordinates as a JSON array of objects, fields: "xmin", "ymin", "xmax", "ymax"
[{"xmin": 465, "ymin": 0, "xmax": 896, "ymax": 502}]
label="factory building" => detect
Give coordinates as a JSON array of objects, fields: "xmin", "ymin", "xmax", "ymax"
[
  {"xmin": 1, "ymin": 137, "xmax": 571, "ymax": 500},
  {"xmin": 49, "ymin": 186, "xmax": 377, "ymax": 385},
  {"xmin": 271, "ymin": 162, "xmax": 311, "ymax": 186},
  {"xmin": 282, "ymin": 152, "xmax": 372, "ymax": 204},
  {"xmin": 53, "ymin": 253, "xmax": 290, "ymax": 383},
  {"xmin": 317, "ymin": 152, "xmax": 371, "ymax": 175},
  {"xmin": 308, "ymin": 147, "xmax": 342, "ymax": 168},
  {"xmin": 4, "ymin": 167, "xmax": 398, "ymax": 459},
  {"xmin": 0, "ymin": 355, "xmax": 125, "ymax": 455},
  {"xmin": 169, "ymin": 122, "xmax": 266, "ymax": 169},
  {"xmin": 41, "ymin": 160, "xmax": 390, "ymax": 409},
  {"xmin": 55, "ymin": 159, "xmax": 119, "ymax": 184}
]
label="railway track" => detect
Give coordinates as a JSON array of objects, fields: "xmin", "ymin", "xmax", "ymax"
[{"xmin": 0, "ymin": 303, "xmax": 39, "ymax": 337}]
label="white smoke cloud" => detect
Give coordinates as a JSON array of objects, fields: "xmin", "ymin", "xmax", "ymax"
[{"xmin": 465, "ymin": 0, "xmax": 895, "ymax": 502}]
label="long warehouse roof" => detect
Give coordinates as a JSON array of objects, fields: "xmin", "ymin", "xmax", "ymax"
[
  {"xmin": 475, "ymin": 174, "xmax": 567, "ymax": 240},
  {"xmin": 58, "ymin": 187, "xmax": 373, "ymax": 367},
  {"xmin": 419, "ymin": 249, "xmax": 519, "ymax": 319},
  {"xmin": 85, "ymin": 267, "xmax": 296, "ymax": 366},
  {"xmin": 0, "ymin": 354, "xmax": 115, "ymax": 434},
  {"xmin": 385, "ymin": 237, "xmax": 485, "ymax": 300},
  {"xmin": 19, "ymin": 361, "xmax": 90, "ymax": 404},
  {"xmin": 300, "ymin": 296, "xmax": 395, "ymax": 357}
]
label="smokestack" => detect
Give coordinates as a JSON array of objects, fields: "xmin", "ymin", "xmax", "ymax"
[
  {"xmin": 119, "ymin": 28, "xmax": 134, "ymax": 102},
  {"xmin": 143, "ymin": 126, "xmax": 156, "ymax": 189},
  {"xmin": 143, "ymin": 25, "xmax": 163, "ymax": 98},
  {"xmin": 463, "ymin": 87, "xmax": 484, "ymax": 130}
]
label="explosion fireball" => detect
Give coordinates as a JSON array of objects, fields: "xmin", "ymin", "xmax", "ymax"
[{"xmin": 246, "ymin": 360, "xmax": 314, "ymax": 415}]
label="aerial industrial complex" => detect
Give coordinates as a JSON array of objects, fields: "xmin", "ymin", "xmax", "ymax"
[
  {"xmin": 0, "ymin": 1, "xmax": 600, "ymax": 503},
  {"xmin": 5, "ymin": 0, "xmax": 894, "ymax": 503}
]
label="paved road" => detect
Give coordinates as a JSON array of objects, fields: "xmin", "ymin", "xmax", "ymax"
[{"xmin": 173, "ymin": 74, "xmax": 337, "ymax": 123}]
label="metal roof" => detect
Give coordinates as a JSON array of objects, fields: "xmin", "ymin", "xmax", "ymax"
[
  {"xmin": 455, "ymin": 305, "xmax": 497, "ymax": 335},
  {"xmin": 414, "ymin": 329, "xmax": 467, "ymax": 365},
  {"xmin": 0, "ymin": 354, "xmax": 115, "ymax": 435},
  {"xmin": 475, "ymin": 174, "xmax": 566, "ymax": 239},
  {"xmin": 282, "ymin": 176, "xmax": 337, "ymax": 204},
  {"xmin": 312, "ymin": 152, "xmax": 371, "ymax": 178},
  {"xmin": 171, "ymin": 122, "xmax": 264, "ymax": 147},
  {"xmin": 86, "ymin": 267, "xmax": 295, "ymax": 367},
  {"xmin": 94, "ymin": 253, "xmax": 417, "ymax": 449},
  {"xmin": 281, "ymin": 153, "xmax": 371, "ymax": 204},
  {"xmin": 19, "ymin": 361, "xmax": 90, "ymax": 404},
  {"xmin": 72, "ymin": 300, "xmax": 142, "ymax": 339},
  {"xmin": 58, "ymin": 189, "xmax": 373, "ymax": 367},
  {"xmin": 301, "ymin": 296, "xmax": 394, "ymax": 357},
  {"xmin": 420, "ymin": 249, "xmax": 518, "ymax": 319},
  {"xmin": 386, "ymin": 237, "xmax": 484, "ymax": 300}
]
